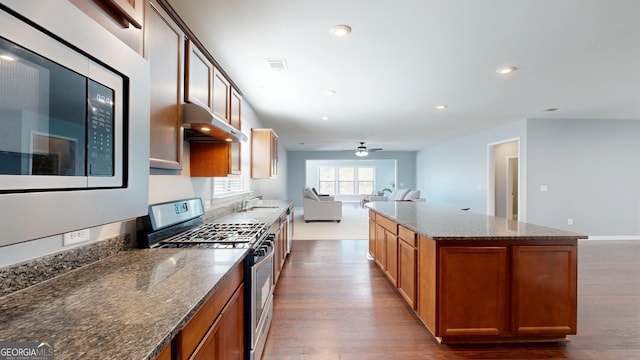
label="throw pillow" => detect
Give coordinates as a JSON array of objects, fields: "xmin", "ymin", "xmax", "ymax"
[
  {"xmin": 405, "ymin": 190, "xmax": 421, "ymax": 200},
  {"xmin": 303, "ymin": 187, "xmax": 319, "ymax": 201},
  {"xmin": 394, "ymin": 188, "xmax": 411, "ymax": 200}
]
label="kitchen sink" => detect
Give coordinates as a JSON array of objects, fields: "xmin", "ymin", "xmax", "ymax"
[{"xmin": 242, "ymin": 206, "xmax": 280, "ymax": 212}]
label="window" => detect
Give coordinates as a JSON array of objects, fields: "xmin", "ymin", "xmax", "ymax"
[
  {"xmin": 318, "ymin": 166, "xmax": 375, "ymax": 195},
  {"xmin": 318, "ymin": 167, "xmax": 336, "ymax": 195},
  {"xmin": 213, "ymin": 133, "xmax": 250, "ymax": 197}
]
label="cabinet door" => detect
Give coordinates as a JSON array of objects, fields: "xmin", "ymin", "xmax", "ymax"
[
  {"xmin": 375, "ymin": 223, "xmax": 386, "ymax": 270},
  {"xmin": 251, "ymin": 129, "xmax": 278, "ymax": 178},
  {"xmin": 230, "ymin": 89, "xmax": 242, "ymax": 132},
  {"xmin": 190, "ymin": 283, "xmax": 244, "ymax": 360},
  {"xmin": 218, "ymin": 283, "xmax": 245, "ymax": 360},
  {"xmin": 368, "ymin": 218, "xmax": 376, "ymax": 259},
  {"xmin": 186, "ymin": 40, "xmax": 213, "ymax": 111},
  {"xmin": 438, "ymin": 247, "xmax": 507, "ymax": 337},
  {"xmin": 384, "ymin": 231, "xmax": 398, "ymax": 286},
  {"xmin": 398, "ymin": 238, "xmax": 417, "ymax": 309},
  {"xmin": 212, "ymin": 68, "xmax": 230, "ymax": 122},
  {"xmin": 190, "ymin": 142, "xmax": 231, "ymax": 177},
  {"xmin": 228, "ymin": 89, "xmax": 242, "ymax": 174},
  {"xmin": 417, "ymin": 235, "xmax": 436, "ymax": 333},
  {"xmin": 146, "ymin": 0, "xmax": 184, "ymax": 169},
  {"xmin": 512, "ymin": 245, "xmax": 577, "ymax": 335}
]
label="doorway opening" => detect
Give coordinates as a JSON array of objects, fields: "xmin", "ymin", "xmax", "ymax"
[{"xmin": 487, "ymin": 139, "xmax": 521, "ymax": 221}]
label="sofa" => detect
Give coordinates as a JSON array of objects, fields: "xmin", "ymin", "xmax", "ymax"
[
  {"xmin": 362, "ymin": 189, "xmax": 424, "ymax": 205},
  {"xmin": 302, "ymin": 187, "xmax": 342, "ymax": 222}
]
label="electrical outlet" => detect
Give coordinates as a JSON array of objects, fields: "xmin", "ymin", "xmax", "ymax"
[
  {"xmin": 204, "ymin": 200, "xmax": 211, "ymax": 209},
  {"xmin": 540, "ymin": 185, "xmax": 549, "ymax": 192},
  {"xmin": 567, "ymin": 218, "xmax": 574, "ymax": 225},
  {"xmin": 63, "ymin": 229, "xmax": 90, "ymax": 246}
]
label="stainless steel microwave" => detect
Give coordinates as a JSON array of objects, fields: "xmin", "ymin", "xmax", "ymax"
[{"xmin": 0, "ymin": 13, "xmax": 124, "ymax": 192}]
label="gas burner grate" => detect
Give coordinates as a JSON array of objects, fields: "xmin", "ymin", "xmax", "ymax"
[{"xmin": 159, "ymin": 222, "xmax": 267, "ymax": 247}]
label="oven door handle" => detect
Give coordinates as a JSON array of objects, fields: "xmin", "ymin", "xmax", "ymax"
[{"xmin": 253, "ymin": 242, "xmax": 275, "ymax": 267}]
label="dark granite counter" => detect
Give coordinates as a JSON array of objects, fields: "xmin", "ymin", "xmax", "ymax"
[
  {"xmin": 366, "ymin": 201, "xmax": 586, "ymax": 240},
  {"xmin": 0, "ymin": 247, "xmax": 247, "ymax": 359}
]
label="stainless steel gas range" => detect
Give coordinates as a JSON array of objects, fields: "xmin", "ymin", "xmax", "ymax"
[{"xmin": 138, "ymin": 198, "xmax": 275, "ymax": 360}]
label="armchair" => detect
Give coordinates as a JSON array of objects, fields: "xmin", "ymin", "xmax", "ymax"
[{"xmin": 302, "ymin": 187, "xmax": 342, "ymax": 222}]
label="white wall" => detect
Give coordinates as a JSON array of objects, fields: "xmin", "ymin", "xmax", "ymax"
[
  {"xmin": 526, "ymin": 119, "xmax": 640, "ymax": 236},
  {"xmin": 416, "ymin": 120, "xmax": 527, "ymax": 213},
  {"xmin": 416, "ymin": 118, "xmax": 640, "ymax": 237}
]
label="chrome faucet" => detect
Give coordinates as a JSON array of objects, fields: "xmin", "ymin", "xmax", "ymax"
[{"xmin": 241, "ymin": 196, "xmax": 261, "ymax": 211}]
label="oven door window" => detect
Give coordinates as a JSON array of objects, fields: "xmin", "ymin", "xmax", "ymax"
[
  {"xmin": 0, "ymin": 31, "xmax": 123, "ymax": 191},
  {"xmin": 254, "ymin": 254, "xmax": 274, "ymax": 330}
]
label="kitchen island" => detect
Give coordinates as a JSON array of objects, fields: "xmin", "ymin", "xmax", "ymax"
[{"xmin": 366, "ymin": 201, "xmax": 587, "ymax": 344}]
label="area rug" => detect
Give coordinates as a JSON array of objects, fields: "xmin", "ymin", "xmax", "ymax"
[{"xmin": 292, "ymin": 204, "xmax": 369, "ymax": 240}]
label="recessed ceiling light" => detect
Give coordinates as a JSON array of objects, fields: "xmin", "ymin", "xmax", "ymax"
[
  {"xmin": 496, "ymin": 66, "xmax": 518, "ymax": 75},
  {"xmin": 325, "ymin": 89, "xmax": 336, "ymax": 95},
  {"xmin": 321, "ymin": 116, "xmax": 329, "ymax": 121},
  {"xmin": 436, "ymin": 104, "xmax": 448, "ymax": 110},
  {"xmin": 330, "ymin": 24, "xmax": 352, "ymax": 37}
]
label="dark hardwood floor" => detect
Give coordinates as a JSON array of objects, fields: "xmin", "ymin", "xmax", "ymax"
[{"xmin": 263, "ymin": 239, "xmax": 640, "ymax": 359}]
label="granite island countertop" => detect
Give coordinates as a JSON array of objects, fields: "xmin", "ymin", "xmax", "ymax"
[
  {"xmin": 0, "ymin": 246, "xmax": 247, "ymax": 359},
  {"xmin": 366, "ymin": 201, "xmax": 587, "ymax": 241}
]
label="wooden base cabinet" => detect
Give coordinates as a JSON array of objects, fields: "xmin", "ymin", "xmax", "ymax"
[
  {"xmin": 438, "ymin": 247, "xmax": 507, "ymax": 337},
  {"xmin": 511, "ymin": 245, "xmax": 577, "ymax": 335},
  {"xmin": 418, "ymin": 239, "xmax": 578, "ymax": 343},
  {"xmin": 175, "ymin": 263, "xmax": 244, "ymax": 360},
  {"xmin": 369, "ymin": 213, "xmax": 578, "ymax": 344}
]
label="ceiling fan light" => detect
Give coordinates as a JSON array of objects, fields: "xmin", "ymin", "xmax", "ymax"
[{"xmin": 355, "ymin": 150, "xmax": 368, "ymax": 157}]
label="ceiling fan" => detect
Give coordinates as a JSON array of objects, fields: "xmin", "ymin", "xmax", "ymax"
[{"xmin": 355, "ymin": 142, "xmax": 383, "ymax": 157}]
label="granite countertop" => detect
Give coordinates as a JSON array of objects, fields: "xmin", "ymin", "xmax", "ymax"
[
  {"xmin": 0, "ymin": 247, "xmax": 248, "ymax": 360},
  {"xmin": 367, "ymin": 201, "xmax": 587, "ymax": 240}
]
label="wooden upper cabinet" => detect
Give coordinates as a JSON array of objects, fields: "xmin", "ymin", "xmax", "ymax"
[
  {"xmin": 229, "ymin": 89, "xmax": 242, "ymax": 174},
  {"xmin": 212, "ymin": 68, "xmax": 231, "ymax": 123},
  {"xmin": 185, "ymin": 40, "xmax": 214, "ymax": 112},
  {"xmin": 251, "ymin": 128, "xmax": 278, "ymax": 178},
  {"xmin": 190, "ymin": 143, "xmax": 232, "ymax": 177},
  {"xmin": 103, "ymin": 0, "xmax": 144, "ymax": 28},
  {"xmin": 230, "ymin": 89, "xmax": 242, "ymax": 132},
  {"xmin": 70, "ymin": 0, "xmax": 144, "ymax": 54},
  {"xmin": 146, "ymin": 0, "xmax": 184, "ymax": 169}
]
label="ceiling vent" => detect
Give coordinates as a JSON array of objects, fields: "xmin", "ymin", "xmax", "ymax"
[{"xmin": 266, "ymin": 58, "xmax": 288, "ymax": 71}]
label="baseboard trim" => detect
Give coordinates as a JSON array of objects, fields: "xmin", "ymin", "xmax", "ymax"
[{"xmin": 585, "ymin": 236, "xmax": 640, "ymax": 241}]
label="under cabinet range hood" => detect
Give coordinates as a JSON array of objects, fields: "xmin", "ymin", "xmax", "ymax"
[{"xmin": 182, "ymin": 103, "xmax": 248, "ymax": 142}]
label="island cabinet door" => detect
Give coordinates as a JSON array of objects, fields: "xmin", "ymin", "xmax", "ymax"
[
  {"xmin": 398, "ymin": 238, "xmax": 417, "ymax": 309},
  {"xmin": 511, "ymin": 245, "xmax": 577, "ymax": 335},
  {"xmin": 384, "ymin": 231, "xmax": 398, "ymax": 286},
  {"xmin": 368, "ymin": 218, "xmax": 376, "ymax": 258},
  {"xmin": 375, "ymin": 223, "xmax": 387, "ymax": 270},
  {"xmin": 438, "ymin": 246, "xmax": 508, "ymax": 337}
]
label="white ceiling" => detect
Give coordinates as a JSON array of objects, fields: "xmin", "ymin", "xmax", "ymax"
[{"xmin": 167, "ymin": 0, "xmax": 640, "ymax": 152}]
